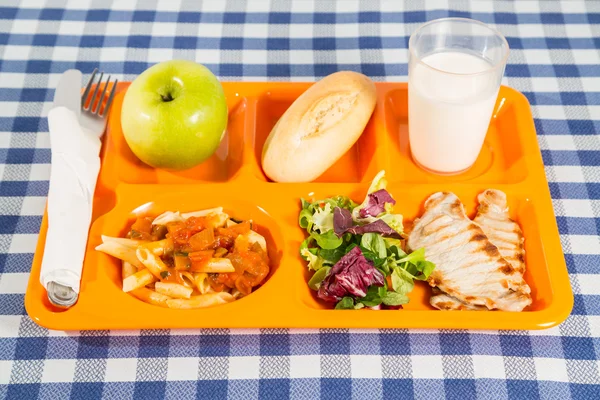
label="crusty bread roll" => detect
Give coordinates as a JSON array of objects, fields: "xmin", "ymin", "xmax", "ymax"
[{"xmin": 261, "ymin": 71, "xmax": 377, "ymax": 182}]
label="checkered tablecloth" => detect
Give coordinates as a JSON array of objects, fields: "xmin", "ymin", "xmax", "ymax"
[{"xmin": 1, "ymin": 0, "xmax": 599, "ymax": 399}]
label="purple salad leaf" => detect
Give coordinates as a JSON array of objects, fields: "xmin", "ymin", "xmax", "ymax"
[
  {"xmin": 344, "ymin": 219, "xmax": 401, "ymax": 239},
  {"xmin": 358, "ymin": 189, "xmax": 396, "ymax": 218},
  {"xmin": 317, "ymin": 246, "xmax": 385, "ymax": 303},
  {"xmin": 333, "ymin": 206, "xmax": 401, "ymax": 239},
  {"xmin": 333, "ymin": 207, "xmax": 354, "ymax": 236}
]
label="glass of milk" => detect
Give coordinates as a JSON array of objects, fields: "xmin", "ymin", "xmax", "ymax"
[{"xmin": 408, "ymin": 18, "xmax": 509, "ymax": 175}]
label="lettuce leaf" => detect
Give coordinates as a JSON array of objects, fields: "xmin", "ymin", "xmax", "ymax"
[
  {"xmin": 300, "ymin": 247, "xmax": 326, "ymax": 271},
  {"xmin": 308, "ymin": 266, "xmax": 331, "ymax": 290},
  {"xmin": 359, "ymin": 285, "xmax": 384, "ymax": 307},
  {"xmin": 298, "ymin": 208, "xmax": 314, "ymax": 230},
  {"xmin": 312, "ymin": 203, "xmax": 334, "ymax": 233},
  {"xmin": 391, "ymin": 266, "xmax": 415, "ymax": 295},
  {"xmin": 396, "ymin": 248, "xmax": 436, "ymax": 281},
  {"xmin": 352, "ymin": 170, "xmax": 388, "ymax": 222},
  {"xmin": 319, "ymin": 247, "xmax": 347, "ymax": 264},
  {"xmin": 380, "ymin": 213, "xmax": 404, "ymax": 235},
  {"xmin": 310, "ymin": 230, "xmax": 343, "ymax": 250},
  {"xmin": 382, "ymin": 291, "xmax": 410, "ymax": 306},
  {"xmin": 361, "ymin": 233, "xmax": 387, "ymax": 260},
  {"xmin": 335, "ymin": 296, "xmax": 355, "ymax": 309}
]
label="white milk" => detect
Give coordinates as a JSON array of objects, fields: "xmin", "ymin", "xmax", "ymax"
[{"xmin": 408, "ymin": 51, "xmax": 499, "ymax": 174}]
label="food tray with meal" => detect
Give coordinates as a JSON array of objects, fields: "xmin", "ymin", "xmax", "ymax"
[{"xmin": 25, "ymin": 69, "xmax": 572, "ymax": 330}]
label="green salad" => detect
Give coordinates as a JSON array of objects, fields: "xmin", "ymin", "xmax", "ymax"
[{"xmin": 299, "ymin": 171, "xmax": 435, "ymax": 310}]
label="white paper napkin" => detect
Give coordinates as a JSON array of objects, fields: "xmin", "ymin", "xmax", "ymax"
[{"xmin": 40, "ymin": 106, "xmax": 102, "ymax": 293}]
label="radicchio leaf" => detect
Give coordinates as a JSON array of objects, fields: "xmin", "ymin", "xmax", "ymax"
[
  {"xmin": 333, "ymin": 207, "xmax": 354, "ymax": 235},
  {"xmin": 358, "ymin": 189, "xmax": 396, "ymax": 218},
  {"xmin": 317, "ymin": 246, "xmax": 385, "ymax": 303},
  {"xmin": 333, "ymin": 207, "xmax": 401, "ymax": 239},
  {"xmin": 344, "ymin": 220, "xmax": 401, "ymax": 238}
]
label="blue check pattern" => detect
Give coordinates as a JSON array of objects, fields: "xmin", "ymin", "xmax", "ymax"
[{"xmin": 1, "ymin": 1, "xmax": 599, "ymax": 399}]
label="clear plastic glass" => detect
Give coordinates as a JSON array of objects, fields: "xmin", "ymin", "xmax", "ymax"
[{"xmin": 408, "ymin": 18, "xmax": 509, "ymax": 175}]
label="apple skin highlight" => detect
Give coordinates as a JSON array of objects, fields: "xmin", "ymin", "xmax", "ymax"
[{"xmin": 121, "ymin": 60, "xmax": 228, "ymax": 170}]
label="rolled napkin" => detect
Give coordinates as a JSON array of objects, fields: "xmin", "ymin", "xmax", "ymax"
[{"xmin": 40, "ymin": 106, "xmax": 102, "ymax": 294}]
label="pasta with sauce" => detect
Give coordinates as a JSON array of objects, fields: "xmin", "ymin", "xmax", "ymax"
[{"xmin": 96, "ymin": 208, "xmax": 270, "ymax": 309}]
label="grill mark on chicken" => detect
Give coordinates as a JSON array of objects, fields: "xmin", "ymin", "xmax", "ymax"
[
  {"xmin": 471, "ymin": 233, "xmax": 487, "ymax": 241},
  {"xmin": 499, "ymin": 262, "xmax": 515, "ymax": 275},
  {"xmin": 451, "ymin": 199, "xmax": 462, "ymax": 214},
  {"xmin": 408, "ymin": 191, "xmax": 532, "ymax": 312},
  {"xmin": 430, "ymin": 289, "xmax": 487, "ymax": 311},
  {"xmin": 475, "ymin": 189, "xmax": 528, "ymax": 280},
  {"xmin": 482, "ymin": 242, "xmax": 500, "ymax": 256},
  {"xmin": 430, "ymin": 272, "xmax": 443, "ymax": 287},
  {"xmin": 435, "ymin": 302, "xmax": 453, "ymax": 309},
  {"xmin": 494, "ymin": 241, "xmax": 524, "ymax": 250}
]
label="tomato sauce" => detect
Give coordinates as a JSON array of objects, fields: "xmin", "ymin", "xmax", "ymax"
[{"xmin": 128, "ymin": 214, "xmax": 270, "ymax": 297}]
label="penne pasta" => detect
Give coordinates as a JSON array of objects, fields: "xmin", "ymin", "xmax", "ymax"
[
  {"xmin": 166, "ymin": 292, "xmax": 235, "ymax": 309},
  {"xmin": 130, "ymin": 287, "xmax": 171, "ymax": 307},
  {"xmin": 139, "ymin": 238, "xmax": 174, "ymax": 256},
  {"xmin": 234, "ymin": 231, "xmax": 267, "ymax": 253},
  {"xmin": 155, "ymin": 282, "xmax": 193, "ymax": 299},
  {"xmin": 193, "ymin": 272, "xmax": 210, "ymax": 294},
  {"xmin": 180, "ymin": 271, "xmax": 196, "ymax": 288},
  {"xmin": 191, "ymin": 258, "xmax": 235, "ymax": 273},
  {"xmin": 246, "ymin": 231, "xmax": 267, "ymax": 252},
  {"xmin": 123, "ymin": 269, "xmax": 155, "ymax": 292},
  {"xmin": 98, "ymin": 207, "xmax": 271, "ymax": 309},
  {"xmin": 205, "ymin": 212, "xmax": 230, "ymax": 229},
  {"xmin": 96, "ymin": 241, "xmax": 144, "ymax": 269},
  {"xmin": 136, "ymin": 247, "xmax": 169, "ymax": 279},
  {"xmin": 101, "ymin": 235, "xmax": 147, "ymax": 249},
  {"xmin": 122, "ymin": 261, "xmax": 137, "ymax": 279},
  {"xmin": 152, "ymin": 211, "xmax": 183, "ymax": 226}
]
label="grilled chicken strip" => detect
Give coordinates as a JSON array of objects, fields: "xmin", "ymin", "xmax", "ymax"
[
  {"xmin": 408, "ymin": 192, "xmax": 531, "ymax": 312},
  {"xmin": 474, "ymin": 189, "xmax": 526, "ymax": 275}
]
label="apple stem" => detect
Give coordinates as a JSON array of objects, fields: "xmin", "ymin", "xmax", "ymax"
[{"xmin": 161, "ymin": 93, "xmax": 174, "ymax": 102}]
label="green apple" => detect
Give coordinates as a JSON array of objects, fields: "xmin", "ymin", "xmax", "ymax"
[{"xmin": 121, "ymin": 60, "xmax": 228, "ymax": 170}]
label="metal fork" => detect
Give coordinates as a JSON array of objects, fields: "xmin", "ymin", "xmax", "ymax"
[
  {"xmin": 45, "ymin": 70, "xmax": 118, "ymax": 309},
  {"xmin": 80, "ymin": 68, "xmax": 118, "ymax": 136}
]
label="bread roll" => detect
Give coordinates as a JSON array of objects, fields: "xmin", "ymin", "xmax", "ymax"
[{"xmin": 261, "ymin": 71, "xmax": 377, "ymax": 182}]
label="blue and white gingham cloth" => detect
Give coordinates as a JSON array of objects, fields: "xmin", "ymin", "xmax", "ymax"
[{"xmin": 1, "ymin": 1, "xmax": 599, "ymax": 399}]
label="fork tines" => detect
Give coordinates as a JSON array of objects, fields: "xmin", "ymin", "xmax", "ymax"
[{"xmin": 81, "ymin": 68, "xmax": 118, "ymax": 117}]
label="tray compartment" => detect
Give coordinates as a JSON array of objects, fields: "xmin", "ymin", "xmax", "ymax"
[
  {"xmin": 101, "ymin": 83, "xmax": 247, "ymax": 185},
  {"xmin": 26, "ymin": 183, "xmax": 295, "ymax": 329},
  {"xmin": 295, "ymin": 184, "xmax": 553, "ymax": 314},
  {"xmin": 252, "ymin": 86, "xmax": 383, "ymax": 183},
  {"xmin": 382, "ymin": 85, "xmax": 529, "ymax": 184}
]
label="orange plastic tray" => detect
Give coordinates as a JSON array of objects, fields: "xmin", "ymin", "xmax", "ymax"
[{"xmin": 26, "ymin": 82, "xmax": 573, "ymax": 330}]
